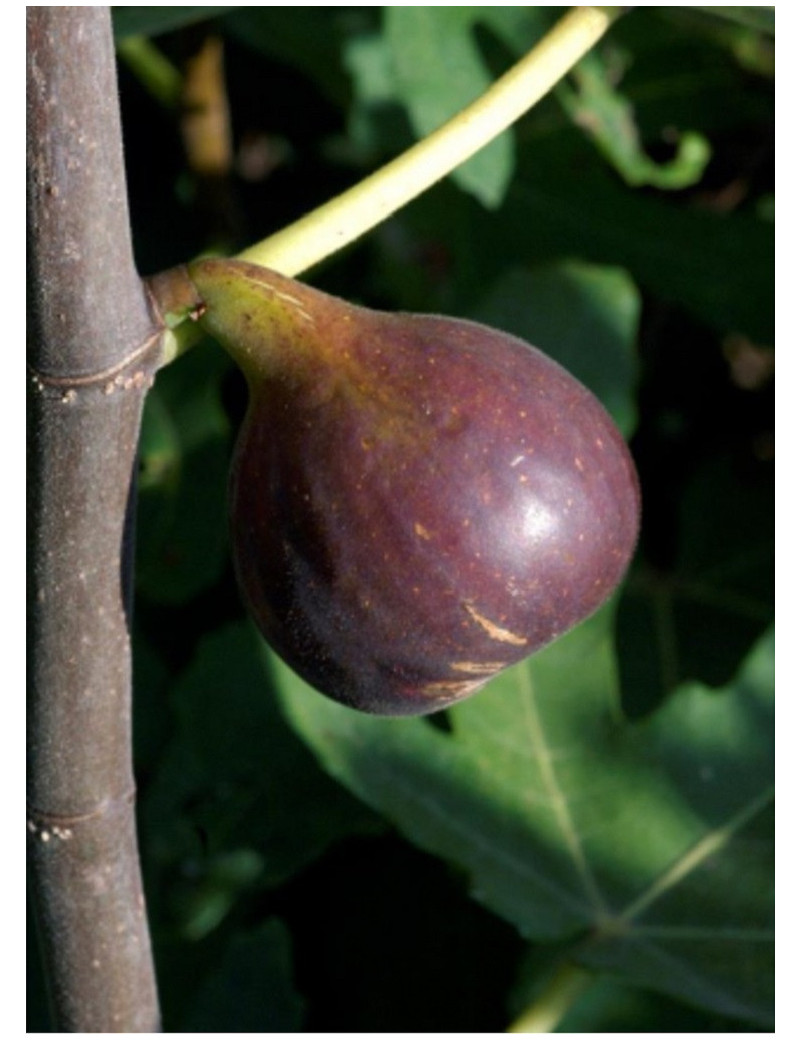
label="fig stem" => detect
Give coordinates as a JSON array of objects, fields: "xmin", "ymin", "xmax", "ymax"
[
  {"xmin": 154, "ymin": 6, "xmax": 625, "ymax": 363},
  {"xmin": 237, "ymin": 7, "xmax": 625, "ymax": 276},
  {"xmin": 507, "ymin": 963, "xmax": 594, "ymax": 1033}
]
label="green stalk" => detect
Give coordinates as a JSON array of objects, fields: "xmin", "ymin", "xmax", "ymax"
[
  {"xmin": 508, "ymin": 963, "xmax": 594, "ymax": 1033},
  {"xmin": 238, "ymin": 6, "xmax": 625, "ymax": 275},
  {"xmin": 156, "ymin": 6, "xmax": 625, "ymax": 362}
]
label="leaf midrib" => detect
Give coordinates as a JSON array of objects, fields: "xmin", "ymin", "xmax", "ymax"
[{"xmin": 516, "ymin": 666, "xmax": 608, "ymax": 919}]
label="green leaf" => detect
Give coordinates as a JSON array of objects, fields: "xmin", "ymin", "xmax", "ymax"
[
  {"xmin": 342, "ymin": 31, "xmax": 412, "ymax": 160},
  {"xmin": 471, "ymin": 261, "xmax": 641, "ymax": 439},
  {"xmin": 343, "ymin": 8, "xmax": 550, "ymax": 168},
  {"xmin": 559, "ymin": 52, "xmax": 711, "ymax": 190},
  {"xmin": 384, "ymin": 7, "xmax": 514, "ymax": 208},
  {"xmin": 273, "ymin": 615, "xmax": 774, "ymax": 1026}
]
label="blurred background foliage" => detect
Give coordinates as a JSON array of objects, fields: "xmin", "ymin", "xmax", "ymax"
[{"xmin": 29, "ymin": 6, "xmax": 774, "ymax": 1032}]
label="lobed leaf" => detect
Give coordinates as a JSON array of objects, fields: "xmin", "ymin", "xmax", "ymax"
[
  {"xmin": 383, "ymin": 7, "xmax": 514, "ymax": 208},
  {"xmin": 272, "ymin": 613, "xmax": 774, "ymax": 1026}
]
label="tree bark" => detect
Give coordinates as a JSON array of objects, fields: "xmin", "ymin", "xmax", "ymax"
[{"xmin": 27, "ymin": 7, "xmax": 162, "ymax": 1031}]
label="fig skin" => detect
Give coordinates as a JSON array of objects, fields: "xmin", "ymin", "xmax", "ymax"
[{"xmin": 186, "ymin": 258, "xmax": 640, "ymax": 716}]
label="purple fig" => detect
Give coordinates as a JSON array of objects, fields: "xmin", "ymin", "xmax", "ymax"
[{"xmin": 183, "ymin": 258, "xmax": 640, "ymax": 716}]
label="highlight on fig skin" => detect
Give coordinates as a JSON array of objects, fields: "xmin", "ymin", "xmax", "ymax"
[{"xmin": 181, "ymin": 258, "xmax": 640, "ymax": 716}]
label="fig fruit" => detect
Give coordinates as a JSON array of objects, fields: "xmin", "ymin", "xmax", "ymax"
[{"xmin": 183, "ymin": 258, "xmax": 639, "ymax": 716}]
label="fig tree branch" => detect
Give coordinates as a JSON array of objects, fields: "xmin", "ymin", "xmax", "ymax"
[{"xmin": 27, "ymin": 7, "xmax": 162, "ymax": 1031}]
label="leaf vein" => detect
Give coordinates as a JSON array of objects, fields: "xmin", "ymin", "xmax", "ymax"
[
  {"xmin": 619, "ymin": 785, "xmax": 775, "ymax": 926},
  {"xmin": 517, "ymin": 667, "xmax": 608, "ymax": 916}
]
